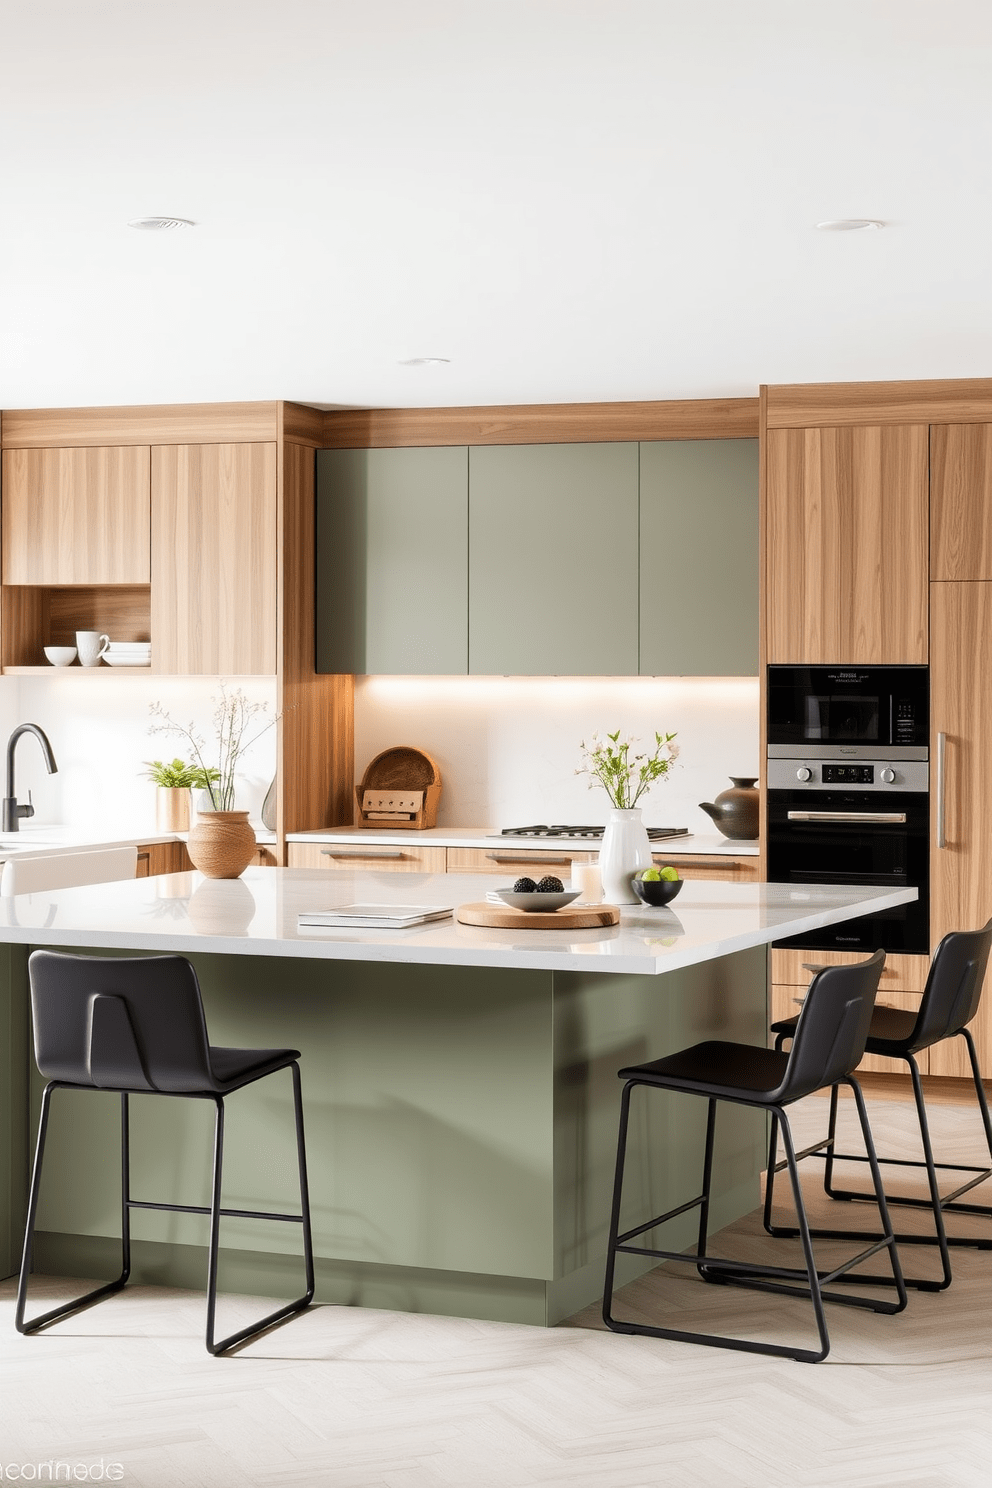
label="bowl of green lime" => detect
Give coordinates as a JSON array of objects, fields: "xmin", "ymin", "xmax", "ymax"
[{"xmin": 632, "ymin": 865, "xmax": 683, "ymax": 906}]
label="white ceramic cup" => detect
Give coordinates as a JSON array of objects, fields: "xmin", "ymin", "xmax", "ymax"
[
  {"xmin": 571, "ymin": 861, "xmax": 603, "ymax": 903},
  {"xmin": 75, "ymin": 630, "xmax": 110, "ymax": 667},
  {"xmin": 43, "ymin": 645, "xmax": 77, "ymax": 667}
]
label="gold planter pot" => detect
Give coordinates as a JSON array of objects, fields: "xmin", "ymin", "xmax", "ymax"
[
  {"xmin": 155, "ymin": 787, "xmax": 191, "ymax": 833},
  {"xmin": 187, "ymin": 810, "xmax": 256, "ymax": 880}
]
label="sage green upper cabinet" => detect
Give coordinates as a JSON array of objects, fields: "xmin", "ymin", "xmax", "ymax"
[
  {"xmin": 639, "ymin": 439, "xmax": 759, "ymax": 675},
  {"xmin": 316, "ymin": 446, "xmax": 469, "ymax": 674},
  {"xmin": 468, "ymin": 443, "xmax": 639, "ymax": 674}
]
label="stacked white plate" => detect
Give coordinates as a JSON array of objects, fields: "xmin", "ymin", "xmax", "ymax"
[{"xmin": 104, "ymin": 641, "xmax": 152, "ymax": 668}]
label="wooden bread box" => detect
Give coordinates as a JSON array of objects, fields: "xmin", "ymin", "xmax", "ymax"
[{"xmin": 356, "ymin": 746, "xmax": 442, "ymax": 830}]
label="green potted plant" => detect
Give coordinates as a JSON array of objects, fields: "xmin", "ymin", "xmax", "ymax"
[
  {"xmin": 142, "ymin": 757, "xmax": 219, "ymax": 833},
  {"xmin": 148, "ymin": 685, "xmax": 276, "ymax": 878}
]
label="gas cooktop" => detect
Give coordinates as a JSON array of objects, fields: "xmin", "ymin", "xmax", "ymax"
[{"xmin": 494, "ymin": 825, "xmax": 691, "ymax": 841}]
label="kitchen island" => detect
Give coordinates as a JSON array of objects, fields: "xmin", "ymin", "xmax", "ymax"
[{"xmin": 0, "ymin": 869, "xmax": 915, "ymax": 1325}]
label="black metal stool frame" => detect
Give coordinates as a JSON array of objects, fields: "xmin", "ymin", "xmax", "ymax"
[
  {"xmin": 765, "ymin": 1025, "xmax": 992, "ymax": 1291},
  {"xmin": 15, "ymin": 1062, "xmax": 315, "ymax": 1356},
  {"xmin": 603, "ymin": 1072, "xmax": 905, "ymax": 1364}
]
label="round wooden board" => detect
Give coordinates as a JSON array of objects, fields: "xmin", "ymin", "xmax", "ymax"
[{"xmin": 456, "ymin": 901, "xmax": 621, "ymax": 930}]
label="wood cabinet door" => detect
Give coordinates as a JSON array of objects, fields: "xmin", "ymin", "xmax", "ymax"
[
  {"xmin": 654, "ymin": 853, "xmax": 758, "ymax": 882},
  {"xmin": 930, "ymin": 423, "xmax": 992, "ymax": 580},
  {"xmin": 288, "ymin": 842, "xmax": 446, "ymax": 873},
  {"xmin": 315, "ymin": 446, "xmax": 468, "ymax": 674},
  {"xmin": 929, "ymin": 580, "xmax": 992, "ymax": 1076},
  {"xmin": 639, "ymin": 439, "xmax": 759, "ymax": 675},
  {"xmin": 446, "ymin": 847, "xmax": 595, "ymax": 876},
  {"xmin": 468, "ymin": 443, "xmax": 639, "ymax": 675},
  {"xmin": 765, "ymin": 424, "xmax": 929, "ymax": 663},
  {"xmin": 151, "ymin": 443, "xmax": 277, "ymax": 674},
  {"xmin": 2, "ymin": 446, "xmax": 150, "ymax": 585}
]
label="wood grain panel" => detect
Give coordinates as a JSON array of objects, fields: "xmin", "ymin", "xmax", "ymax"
[
  {"xmin": 651, "ymin": 854, "xmax": 760, "ymax": 882},
  {"xmin": 769, "ymin": 983, "xmax": 928, "ymax": 1074},
  {"xmin": 151, "ymin": 443, "xmax": 277, "ymax": 674},
  {"xmin": 771, "ymin": 948, "xmax": 929, "ymax": 992},
  {"xmin": 764, "ymin": 424, "xmax": 928, "ymax": 664},
  {"xmin": 930, "ymin": 580, "xmax": 992, "ymax": 1077},
  {"xmin": 277, "ymin": 439, "xmax": 354, "ymax": 844},
  {"xmin": 135, "ymin": 841, "xmax": 192, "ymax": 876},
  {"xmin": 2, "ymin": 403, "xmax": 280, "ymax": 449},
  {"xmin": 287, "ymin": 842, "xmax": 445, "ymax": 873},
  {"xmin": 930, "ymin": 423, "xmax": 992, "ymax": 580},
  {"xmin": 2, "ymin": 446, "xmax": 150, "ymax": 584},
  {"xmin": 446, "ymin": 848, "xmax": 596, "ymax": 875},
  {"xmin": 765, "ymin": 378, "xmax": 992, "ymax": 428},
  {"xmin": 321, "ymin": 398, "xmax": 759, "ymax": 449},
  {"xmin": 279, "ymin": 401, "xmax": 325, "ymax": 448}
]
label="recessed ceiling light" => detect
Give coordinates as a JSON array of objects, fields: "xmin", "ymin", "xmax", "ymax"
[
  {"xmin": 127, "ymin": 217, "xmax": 195, "ymax": 231},
  {"xmin": 816, "ymin": 219, "xmax": 885, "ymax": 231},
  {"xmin": 398, "ymin": 357, "xmax": 451, "ymax": 366}
]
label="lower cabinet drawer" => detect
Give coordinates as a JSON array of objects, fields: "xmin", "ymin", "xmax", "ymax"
[
  {"xmin": 653, "ymin": 853, "xmax": 759, "ymax": 882},
  {"xmin": 446, "ymin": 847, "xmax": 596, "ymax": 876},
  {"xmin": 771, "ymin": 948, "xmax": 929, "ymax": 994},
  {"xmin": 288, "ymin": 842, "xmax": 447, "ymax": 873},
  {"xmin": 135, "ymin": 841, "xmax": 192, "ymax": 877}
]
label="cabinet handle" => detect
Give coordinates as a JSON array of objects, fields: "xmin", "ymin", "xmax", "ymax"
[
  {"xmin": 321, "ymin": 848, "xmax": 406, "ymax": 860},
  {"xmin": 786, "ymin": 811, "xmax": 907, "ymax": 824},
  {"xmin": 658, "ymin": 856, "xmax": 744, "ymax": 869},
  {"xmin": 485, "ymin": 852, "xmax": 573, "ymax": 866},
  {"xmin": 936, "ymin": 732, "xmax": 947, "ymax": 849}
]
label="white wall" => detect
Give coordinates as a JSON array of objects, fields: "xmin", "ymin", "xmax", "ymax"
[
  {"xmin": 354, "ymin": 676, "xmax": 760, "ymax": 832},
  {"xmin": 4, "ymin": 674, "xmax": 278, "ymax": 833}
]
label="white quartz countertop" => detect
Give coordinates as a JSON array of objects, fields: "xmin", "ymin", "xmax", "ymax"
[
  {"xmin": 0, "ymin": 866, "xmax": 914, "ymax": 977},
  {"xmin": 0, "ymin": 824, "xmax": 276, "ymax": 859},
  {"xmin": 287, "ymin": 826, "xmax": 760, "ymax": 856}
]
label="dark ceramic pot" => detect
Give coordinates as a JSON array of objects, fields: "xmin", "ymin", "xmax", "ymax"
[{"xmin": 698, "ymin": 776, "xmax": 759, "ymax": 841}]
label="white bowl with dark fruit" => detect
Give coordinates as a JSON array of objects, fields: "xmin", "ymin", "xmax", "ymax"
[
  {"xmin": 496, "ymin": 875, "xmax": 582, "ymax": 913},
  {"xmin": 632, "ymin": 866, "xmax": 683, "ymax": 906}
]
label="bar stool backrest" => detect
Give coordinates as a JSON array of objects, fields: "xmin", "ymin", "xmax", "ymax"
[
  {"xmin": 777, "ymin": 949, "xmax": 886, "ymax": 1103},
  {"xmin": 28, "ymin": 950, "xmax": 215, "ymax": 1094},
  {"xmin": 910, "ymin": 917, "xmax": 992, "ymax": 1053}
]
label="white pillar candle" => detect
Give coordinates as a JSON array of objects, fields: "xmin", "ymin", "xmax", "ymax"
[{"xmin": 571, "ymin": 861, "xmax": 603, "ymax": 903}]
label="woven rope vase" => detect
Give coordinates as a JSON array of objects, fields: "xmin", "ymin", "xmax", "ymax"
[{"xmin": 187, "ymin": 810, "xmax": 256, "ymax": 880}]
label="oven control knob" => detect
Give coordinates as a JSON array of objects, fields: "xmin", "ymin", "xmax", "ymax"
[
  {"xmin": 880, "ymin": 767, "xmax": 896, "ymax": 783},
  {"xmin": 796, "ymin": 766, "xmax": 813, "ymax": 782}
]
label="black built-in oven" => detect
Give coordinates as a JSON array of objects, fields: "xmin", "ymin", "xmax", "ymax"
[{"xmin": 766, "ymin": 665, "xmax": 929, "ymax": 954}]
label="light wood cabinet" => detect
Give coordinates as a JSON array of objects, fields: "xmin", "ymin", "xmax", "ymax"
[
  {"xmin": 288, "ymin": 841, "xmax": 446, "ymax": 873},
  {"xmin": 770, "ymin": 949, "xmax": 930, "ymax": 1074},
  {"xmin": 930, "ymin": 423, "xmax": 992, "ymax": 581},
  {"xmin": 1, "ymin": 446, "xmax": 150, "ymax": 585},
  {"xmin": 151, "ymin": 442, "xmax": 278, "ymax": 674},
  {"xmin": 639, "ymin": 439, "xmax": 759, "ymax": 675},
  {"xmin": 764, "ymin": 423, "xmax": 929, "ymax": 664},
  {"xmin": 446, "ymin": 847, "xmax": 596, "ymax": 877},
  {"xmin": 929, "ymin": 580, "xmax": 992, "ymax": 1077},
  {"xmin": 654, "ymin": 853, "xmax": 759, "ymax": 882},
  {"xmin": 135, "ymin": 841, "xmax": 192, "ymax": 876}
]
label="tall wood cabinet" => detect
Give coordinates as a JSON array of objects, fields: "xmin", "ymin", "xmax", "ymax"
[{"xmin": 764, "ymin": 422, "xmax": 929, "ymax": 664}]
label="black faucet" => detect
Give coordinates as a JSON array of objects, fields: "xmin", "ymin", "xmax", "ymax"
[{"xmin": 3, "ymin": 724, "xmax": 58, "ymax": 832}]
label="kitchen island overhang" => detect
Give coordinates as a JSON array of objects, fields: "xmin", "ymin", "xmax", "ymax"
[{"xmin": 0, "ymin": 871, "xmax": 917, "ymax": 1328}]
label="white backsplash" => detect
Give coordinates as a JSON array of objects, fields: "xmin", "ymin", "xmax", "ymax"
[
  {"xmin": 354, "ymin": 676, "xmax": 760, "ymax": 834},
  {"xmin": 4, "ymin": 675, "xmax": 278, "ymax": 833}
]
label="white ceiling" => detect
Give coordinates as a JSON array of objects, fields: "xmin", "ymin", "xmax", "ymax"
[{"xmin": 2, "ymin": 0, "xmax": 990, "ymax": 412}]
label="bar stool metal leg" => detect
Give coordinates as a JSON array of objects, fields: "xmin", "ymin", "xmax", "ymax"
[{"xmin": 16, "ymin": 1085, "xmax": 131, "ymax": 1334}]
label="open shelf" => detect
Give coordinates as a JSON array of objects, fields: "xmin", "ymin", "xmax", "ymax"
[{"xmin": 1, "ymin": 584, "xmax": 151, "ymax": 669}]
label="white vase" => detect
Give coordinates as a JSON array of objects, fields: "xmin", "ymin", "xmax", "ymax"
[{"xmin": 599, "ymin": 807, "xmax": 652, "ymax": 904}]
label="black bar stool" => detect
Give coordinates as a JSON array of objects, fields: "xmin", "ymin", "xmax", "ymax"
[
  {"xmin": 15, "ymin": 950, "xmax": 315, "ymax": 1355},
  {"xmin": 767, "ymin": 918, "xmax": 992, "ymax": 1290},
  {"xmin": 603, "ymin": 950, "xmax": 906, "ymax": 1363}
]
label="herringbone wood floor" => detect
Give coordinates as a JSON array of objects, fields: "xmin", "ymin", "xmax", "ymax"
[{"xmin": 1, "ymin": 1084, "xmax": 990, "ymax": 1488}]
